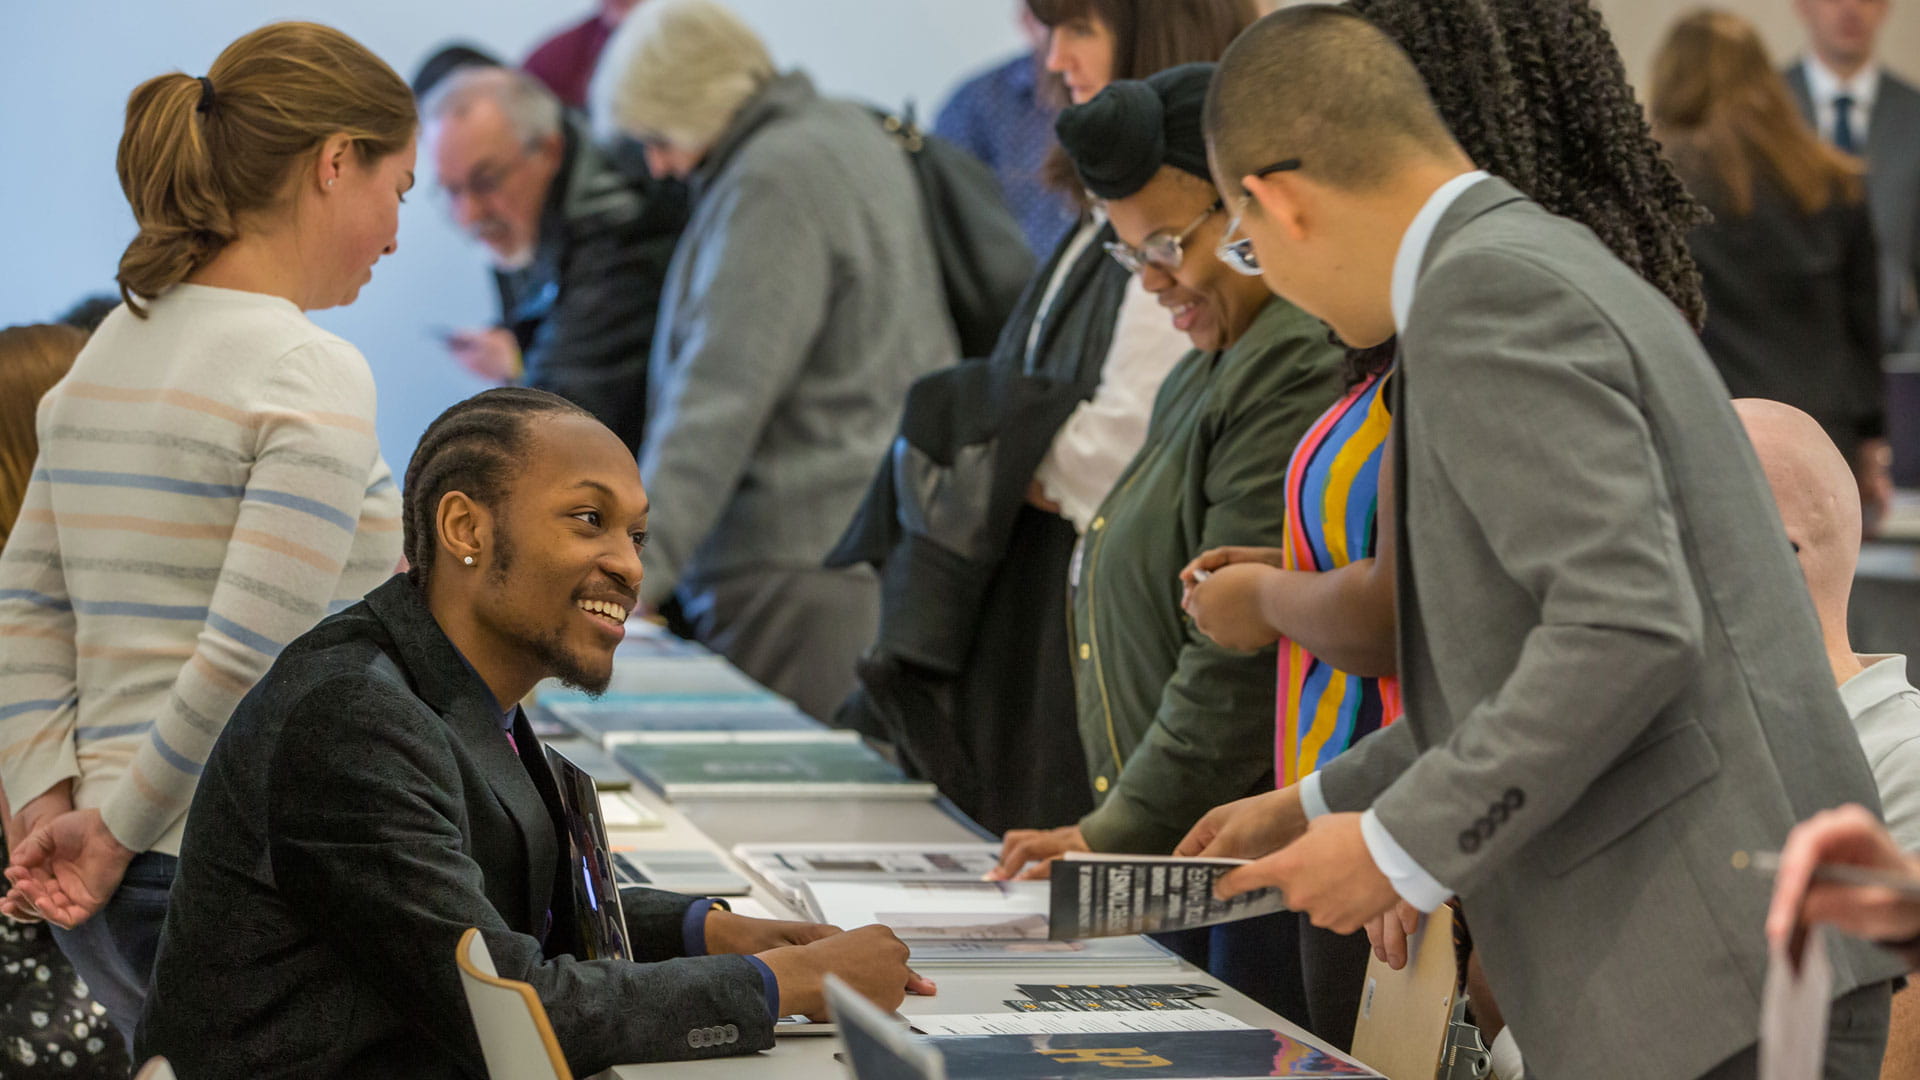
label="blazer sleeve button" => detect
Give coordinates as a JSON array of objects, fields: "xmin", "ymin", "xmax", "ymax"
[
  {"xmin": 1504, "ymin": 787, "xmax": 1525, "ymax": 810},
  {"xmin": 1458, "ymin": 830, "xmax": 1481, "ymax": 854}
]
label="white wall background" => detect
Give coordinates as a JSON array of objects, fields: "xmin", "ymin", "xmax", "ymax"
[
  {"xmin": 7, "ymin": 1, "xmax": 1920, "ymax": 463},
  {"xmin": 0, "ymin": 0, "xmax": 1027, "ymax": 465}
]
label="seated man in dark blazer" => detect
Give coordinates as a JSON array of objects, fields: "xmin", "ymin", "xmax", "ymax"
[{"xmin": 136, "ymin": 388, "xmax": 926, "ymax": 1078}]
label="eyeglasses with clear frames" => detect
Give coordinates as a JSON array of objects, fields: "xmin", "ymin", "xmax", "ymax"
[
  {"xmin": 1215, "ymin": 158, "xmax": 1303, "ymax": 277},
  {"xmin": 1103, "ymin": 198, "xmax": 1224, "ymax": 275}
]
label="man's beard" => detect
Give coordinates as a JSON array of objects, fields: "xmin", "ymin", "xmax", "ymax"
[
  {"xmin": 526, "ymin": 624, "xmax": 612, "ymax": 697},
  {"xmin": 486, "ymin": 528, "xmax": 612, "ymax": 696}
]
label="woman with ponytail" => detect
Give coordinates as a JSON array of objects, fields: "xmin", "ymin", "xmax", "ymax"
[{"xmin": 0, "ymin": 22, "xmax": 415, "ymax": 1046}]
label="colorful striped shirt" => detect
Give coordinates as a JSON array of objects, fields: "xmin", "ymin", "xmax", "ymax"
[
  {"xmin": 1277, "ymin": 369, "xmax": 1402, "ymax": 785},
  {"xmin": 0, "ymin": 284, "xmax": 402, "ymax": 856}
]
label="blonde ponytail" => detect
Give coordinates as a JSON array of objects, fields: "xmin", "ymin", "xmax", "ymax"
[{"xmin": 113, "ymin": 22, "xmax": 416, "ymax": 316}]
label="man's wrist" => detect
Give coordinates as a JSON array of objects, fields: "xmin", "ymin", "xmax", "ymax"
[
  {"xmin": 1298, "ymin": 772, "xmax": 1331, "ymax": 820},
  {"xmin": 742, "ymin": 954, "xmax": 781, "ymax": 1020}
]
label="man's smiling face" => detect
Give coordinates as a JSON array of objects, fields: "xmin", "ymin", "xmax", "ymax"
[{"xmin": 469, "ymin": 411, "xmax": 648, "ymax": 695}]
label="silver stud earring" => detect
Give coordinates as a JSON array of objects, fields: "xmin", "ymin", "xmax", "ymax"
[
  {"xmin": 326, "ymin": 178, "xmax": 336, "ymax": 188},
  {"xmin": 463, "ymin": 555, "xmax": 475, "ymax": 566}
]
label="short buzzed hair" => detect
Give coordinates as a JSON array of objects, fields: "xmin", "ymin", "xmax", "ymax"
[{"xmin": 1206, "ymin": 4, "xmax": 1462, "ymax": 192}]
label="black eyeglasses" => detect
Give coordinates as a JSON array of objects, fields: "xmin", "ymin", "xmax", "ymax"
[
  {"xmin": 1103, "ymin": 199, "xmax": 1225, "ymax": 275},
  {"xmin": 1216, "ymin": 158, "xmax": 1303, "ymax": 276}
]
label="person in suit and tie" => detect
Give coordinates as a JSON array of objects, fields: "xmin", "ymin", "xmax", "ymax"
[
  {"xmin": 1786, "ymin": 0, "xmax": 1920, "ymax": 357},
  {"xmin": 1182, "ymin": 7, "xmax": 1905, "ymax": 1078},
  {"xmin": 136, "ymin": 388, "xmax": 929, "ymax": 1079}
]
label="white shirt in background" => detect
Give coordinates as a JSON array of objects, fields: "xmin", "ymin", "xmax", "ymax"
[
  {"xmin": 1803, "ymin": 54, "xmax": 1881, "ymax": 146},
  {"xmin": 1033, "ymin": 273, "xmax": 1191, "ymax": 533}
]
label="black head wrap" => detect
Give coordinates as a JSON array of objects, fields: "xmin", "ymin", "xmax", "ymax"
[{"xmin": 1055, "ymin": 62, "xmax": 1216, "ymax": 200}]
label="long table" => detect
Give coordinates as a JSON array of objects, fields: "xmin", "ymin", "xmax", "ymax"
[{"xmin": 558, "ymin": 625, "xmax": 1334, "ymax": 1078}]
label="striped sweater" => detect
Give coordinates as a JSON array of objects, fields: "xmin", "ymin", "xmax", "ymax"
[{"xmin": 0, "ymin": 284, "xmax": 402, "ymax": 856}]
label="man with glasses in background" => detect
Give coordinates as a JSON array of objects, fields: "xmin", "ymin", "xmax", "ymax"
[{"xmin": 423, "ymin": 66, "xmax": 686, "ymax": 453}]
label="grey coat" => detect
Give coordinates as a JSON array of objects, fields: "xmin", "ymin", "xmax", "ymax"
[
  {"xmin": 1318, "ymin": 179, "xmax": 1905, "ymax": 1080},
  {"xmin": 1787, "ymin": 61, "xmax": 1920, "ymax": 352},
  {"xmin": 639, "ymin": 72, "xmax": 957, "ymax": 606}
]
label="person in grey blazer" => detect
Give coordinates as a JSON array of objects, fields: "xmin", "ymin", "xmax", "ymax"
[
  {"xmin": 137, "ymin": 390, "xmax": 926, "ymax": 1079},
  {"xmin": 589, "ymin": 0, "xmax": 958, "ymax": 722},
  {"xmin": 1786, "ymin": 0, "xmax": 1920, "ymax": 355},
  {"xmin": 1185, "ymin": 8, "xmax": 1905, "ymax": 1078}
]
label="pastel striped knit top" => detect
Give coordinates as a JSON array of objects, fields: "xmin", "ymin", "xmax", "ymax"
[
  {"xmin": 0, "ymin": 285, "xmax": 402, "ymax": 857},
  {"xmin": 1277, "ymin": 368, "xmax": 1402, "ymax": 785}
]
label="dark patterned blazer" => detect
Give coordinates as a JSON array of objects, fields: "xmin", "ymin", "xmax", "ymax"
[{"xmin": 137, "ymin": 574, "xmax": 771, "ymax": 1078}]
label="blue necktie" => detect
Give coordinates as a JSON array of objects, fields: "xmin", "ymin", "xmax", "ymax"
[{"xmin": 1834, "ymin": 94, "xmax": 1860, "ymax": 154}]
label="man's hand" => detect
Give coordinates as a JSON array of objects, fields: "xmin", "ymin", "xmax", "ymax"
[
  {"xmin": 757, "ymin": 924, "xmax": 937, "ymax": 1020},
  {"xmin": 988, "ymin": 825, "xmax": 1090, "ymax": 881},
  {"xmin": 1216, "ymin": 812, "xmax": 1401, "ymax": 935},
  {"xmin": 1173, "ymin": 786, "xmax": 1306, "ymax": 860},
  {"xmin": 4, "ymin": 808, "xmax": 137, "ymax": 929},
  {"xmin": 704, "ymin": 908, "xmax": 841, "ymax": 955},
  {"xmin": 445, "ymin": 327, "xmax": 522, "ymax": 383},
  {"xmin": 1184, "ymin": 563, "xmax": 1284, "ymax": 652},
  {"xmin": 1767, "ymin": 803, "xmax": 1920, "ymax": 950},
  {"xmin": 1364, "ymin": 900, "xmax": 1425, "ymax": 970}
]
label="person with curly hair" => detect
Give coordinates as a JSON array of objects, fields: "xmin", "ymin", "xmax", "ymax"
[
  {"xmin": 1188, "ymin": 4, "xmax": 1900, "ymax": 1076},
  {"xmin": 1177, "ymin": 0, "xmax": 1712, "ymax": 1041}
]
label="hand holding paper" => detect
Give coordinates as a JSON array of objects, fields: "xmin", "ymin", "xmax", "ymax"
[
  {"xmin": 1217, "ymin": 812, "xmax": 1399, "ymax": 935},
  {"xmin": 1765, "ymin": 804, "xmax": 1920, "ymax": 954}
]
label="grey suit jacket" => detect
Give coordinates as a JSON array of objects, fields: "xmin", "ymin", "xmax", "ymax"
[
  {"xmin": 139, "ymin": 575, "xmax": 773, "ymax": 1079},
  {"xmin": 1787, "ymin": 60, "xmax": 1920, "ymax": 351},
  {"xmin": 1318, "ymin": 178, "xmax": 1905, "ymax": 1080}
]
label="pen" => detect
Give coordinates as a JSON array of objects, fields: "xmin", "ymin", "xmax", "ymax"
[{"xmin": 1733, "ymin": 850, "xmax": 1920, "ymax": 900}]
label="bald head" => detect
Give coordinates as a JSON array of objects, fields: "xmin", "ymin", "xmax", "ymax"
[
  {"xmin": 1205, "ymin": 3, "xmax": 1461, "ymax": 193},
  {"xmin": 1736, "ymin": 399, "xmax": 1861, "ymax": 621}
]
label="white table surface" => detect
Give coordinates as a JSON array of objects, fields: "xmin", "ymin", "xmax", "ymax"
[{"xmin": 596, "ymin": 780, "xmax": 1311, "ymax": 1079}]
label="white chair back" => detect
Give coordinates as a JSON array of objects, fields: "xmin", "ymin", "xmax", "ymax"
[
  {"xmin": 455, "ymin": 927, "xmax": 574, "ymax": 1080},
  {"xmin": 133, "ymin": 1059, "xmax": 177, "ymax": 1080}
]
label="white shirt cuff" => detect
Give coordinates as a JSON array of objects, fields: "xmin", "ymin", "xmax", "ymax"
[
  {"xmin": 1360, "ymin": 808, "xmax": 1453, "ymax": 912},
  {"xmin": 1298, "ymin": 771, "xmax": 1331, "ymax": 820}
]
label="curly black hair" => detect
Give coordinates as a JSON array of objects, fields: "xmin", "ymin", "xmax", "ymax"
[
  {"xmin": 1343, "ymin": 0, "xmax": 1708, "ymax": 381},
  {"xmin": 401, "ymin": 387, "xmax": 592, "ymax": 587}
]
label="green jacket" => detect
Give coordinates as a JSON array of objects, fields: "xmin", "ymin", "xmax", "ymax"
[{"xmin": 1072, "ymin": 297, "xmax": 1344, "ymax": 853}]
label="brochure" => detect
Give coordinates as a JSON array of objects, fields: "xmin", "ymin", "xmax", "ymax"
[{"xmin": 1048, "ymin": 854, "xmax": 1288, "ymax": 939}]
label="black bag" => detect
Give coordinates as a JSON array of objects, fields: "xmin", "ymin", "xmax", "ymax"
[{"xmin": 876, "ymin": 106, "xmax": 1037, "ymax": 358}]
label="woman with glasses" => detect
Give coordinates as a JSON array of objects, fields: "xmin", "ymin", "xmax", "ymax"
[
  {"xmin": 829, "ymin": 0, "xmax": 1259, "ymax": 843},
  {"xmin": 989, "ymin": 63, "xmax": 1345, "ymax": 1029}
]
